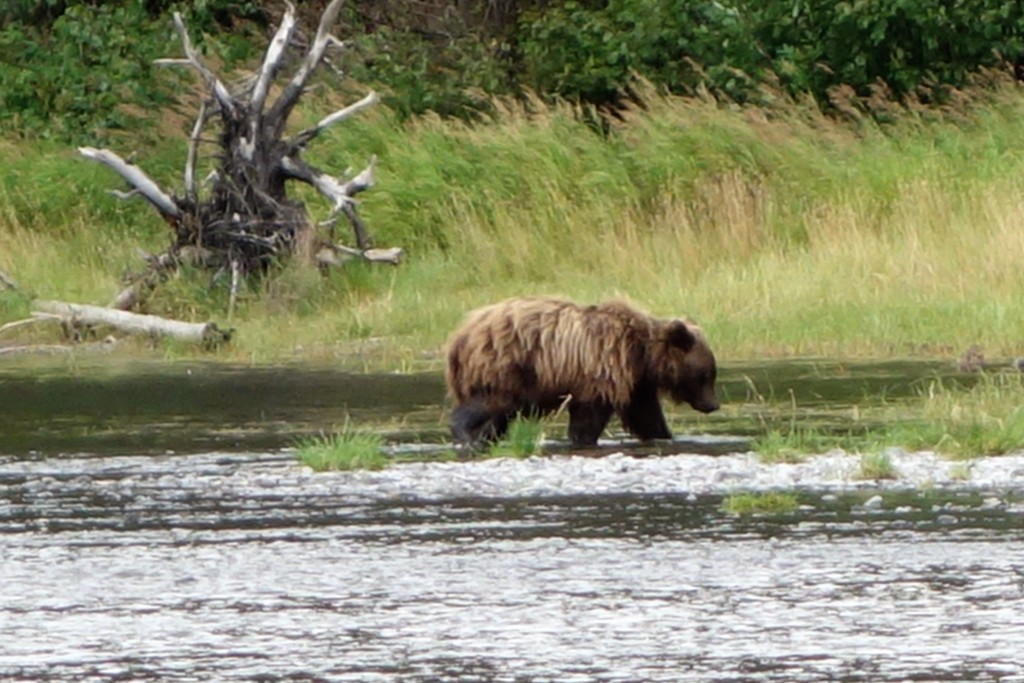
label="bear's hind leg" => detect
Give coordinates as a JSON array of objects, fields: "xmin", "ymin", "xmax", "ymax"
[
  {"xmin": 621, "ymin": 386, "xmax": 672, "ymax": 441},
  {"xmin": 568, "ymin": 402, "xmax": 613, "ymax": 447},
  {"xmin": 451, "ymin": 398, "xmax": 512, "ymax": 449}
]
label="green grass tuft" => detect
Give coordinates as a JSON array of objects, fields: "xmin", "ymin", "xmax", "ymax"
[
  {"xmin": 490, "ymin": 417, "xmax": 546, "ymax": 458},
  {"xmin": 296, "ymin": 423, "xmax": 388, "ymax": 472},
  {"xmin": 722, "ymin": 491, "xmax": 800, "ymax": 516},
  {"xmin": 857, "ymin": 452, "xmax": 897, "ymax": 480},
  {"xmin": 753, "ymin": 425, "xmax": 832, "ymax": 463}
]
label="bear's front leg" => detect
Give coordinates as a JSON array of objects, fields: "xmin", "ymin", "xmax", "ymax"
[
  {"xmin": 620, "ymin": 384, "xmax": 672, "ymax": 441},
  {"xmin": 450, "ymin": 398, "xmax": 511, "ymax": 449},
  {"xmin": 568, "ymin": 402, "xmax": 613, "ymax": 447}
]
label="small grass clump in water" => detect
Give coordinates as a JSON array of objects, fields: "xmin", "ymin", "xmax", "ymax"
[
  {"xmin": 949, "ymin": 462, "xmax": 974, "ymax": 482},
  {"xmin": 857, "ymin": 452, "xmax": 897, "ymax": 480},
  {"xmin": 722, "ymin": 492, "xmax": 800, "ymax": 516},
  {"xmin": 753, "ymin": 425, "xmax": 834, "ymax": 463},
  {"xmin": 490, "ymin": 417, "xmax": 546, "ymax": 458},
  {"xmin": 297, "ymin": 424, "xmax": 388, "ymax": 472}
]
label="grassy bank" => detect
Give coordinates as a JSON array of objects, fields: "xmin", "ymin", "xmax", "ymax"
[{"xmin": 4, "ymin": 85, "xmax": 1024, "ymax": 368}]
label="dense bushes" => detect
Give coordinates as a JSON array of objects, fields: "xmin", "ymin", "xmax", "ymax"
[
  {"xmin": 0, "ymin": 0, "xmax": 263, "ymax": 140},
  {"xmin": 518, "ymin": 0, "xmax": 1024, "ymax": 106},
  {"xmin": 3, "ymin": 0, "xmax": 1023, "ymax": 141}
]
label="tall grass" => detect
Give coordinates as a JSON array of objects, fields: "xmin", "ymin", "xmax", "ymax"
[
  {"xmin": 890, "ymin": 374, "xmax": 1024, "ymax": 457},
  {"xmin": 6, "ymin": 86, "xmax": 1024, "ymax": 363},
  {"xmin": 741, "ymin": 370, "xmax": 1024, "ymax": 458}
]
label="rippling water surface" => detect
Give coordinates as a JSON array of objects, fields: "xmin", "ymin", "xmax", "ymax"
[
  {"xmin": 4, "ymin": 450, "xmax": 1024, "ymax": 682},
  {"xmin": 3, "ymin": 360, "xmax": 1024, "ymax": 681}
]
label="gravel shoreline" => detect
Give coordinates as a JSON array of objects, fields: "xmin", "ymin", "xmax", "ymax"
[
  {"xmin": 330, "ymin": 448, "xmax": 1024, "ymax": 502},
  {"xmin": 6, "ymin": 448, "xmax": 1024, "ymax": 510}
]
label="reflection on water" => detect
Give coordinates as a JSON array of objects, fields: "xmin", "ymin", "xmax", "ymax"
[
  {"xmin": 0, "ymin": 358, "xmax": 971, "ymax": 457},
  {"xmin": 0, "ymin": 361, "xmax": 445, "ymax": 456},
  {"xmin": 2, "ymin": 451, "xmax": 1024, "ymax": 682}
]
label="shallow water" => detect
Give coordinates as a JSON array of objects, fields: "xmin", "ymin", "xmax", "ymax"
[
  {"xmin": 0, "ymin": 357, "xmax": 968, "ymax": 457},
  {"xmin": 0, "ymin": 360, "xmax": 444, "ymax": 456},
  {"xmin": 3, "ymin": 450, "xmax": 1024, "ymax": 682},
  {"xmin": 3, "ymin": 358, "xmax": 1023, "ymax": 682}
]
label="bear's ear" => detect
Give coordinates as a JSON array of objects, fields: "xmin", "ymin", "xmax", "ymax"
[{"xmin": 666, "ymin": 320, "xmax": 697, "ymax": 352}]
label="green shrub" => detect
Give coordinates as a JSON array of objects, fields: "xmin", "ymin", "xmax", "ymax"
[
  {"xmin": 0, "ymin": 4, "xmax": 171, "ymax": 140},
  {"xmin": 0, "ymin": 1, "xmax": 262, "ymax": 142},
  {"xmin": 517, "ymin": 0, "xmax": 1024, "ymax": 109}
]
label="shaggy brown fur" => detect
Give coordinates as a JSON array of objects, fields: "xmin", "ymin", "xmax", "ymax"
[{"xmin": 446, "ymin": 297, "xmax": 719, "ymax": 448}]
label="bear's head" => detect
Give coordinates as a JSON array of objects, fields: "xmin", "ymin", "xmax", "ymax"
[{"xmin": 654, "ymin": 319, "xmax": 719, "ymax": 414}]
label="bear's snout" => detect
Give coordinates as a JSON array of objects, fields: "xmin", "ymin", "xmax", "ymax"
[{"xmin": 693, "ymin": 399, "xmax": 719, "ymax": 414}]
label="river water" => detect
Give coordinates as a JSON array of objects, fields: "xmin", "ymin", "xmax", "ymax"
[{"xmin": 2, "ymin": 359, "xmax": 1024, "ymax": 681}]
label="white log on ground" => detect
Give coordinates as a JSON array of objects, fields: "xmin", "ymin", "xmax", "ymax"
[{"xmin": 33, "ymin": 300, "xmax": 231, "ymax": 346}]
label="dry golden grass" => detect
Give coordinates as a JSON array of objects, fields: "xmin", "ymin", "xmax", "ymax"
[{"xmin": 5, "ymin": 85, "xmax": 1024, "ymax": 366}]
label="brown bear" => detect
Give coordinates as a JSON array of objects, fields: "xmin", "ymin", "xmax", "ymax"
[{"xmin": 445, "ymin": 296, "xmax": 719, "ymax": 448}]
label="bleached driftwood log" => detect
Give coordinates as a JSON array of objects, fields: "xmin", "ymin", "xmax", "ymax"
[
  {"xmin": 80, "ymin": 0, "xmax": 402, "ymax": 311},
  {"xmin": 33, "ymin": 300, "xmax": 231, "ymax": 348}
]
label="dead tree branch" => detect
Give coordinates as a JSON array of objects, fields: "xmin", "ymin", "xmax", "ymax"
[
  {"xmin": 269, "ymin": 0, "xmax": 346, "ymax": 135},
  {"xmin": 78, "ymin": 148, "xmax": 181, "ymax": 221},
  {"xmin": 155, "ymin": 12, "xmax": 236, "ymax": 116},
  {"xmin": 252, "ymin": 2, "xmax": 297, "ymax": 115},
  {"xmin": 76, "ymin": 0, "xmax": 402, "ymax": 314}
]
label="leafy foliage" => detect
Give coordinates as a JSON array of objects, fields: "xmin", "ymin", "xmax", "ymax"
[
  {"xmin": 340, "ymin": 26, "xmax": 511, "ymax": 120},
  {"xmin": 3, "ymin": 0, "xmax": 1023, "ymax": 139},
  {"xmin": 0, "ymin": 0, "xmax": 263, "ymax": 141},
  {"xmin": 0, "ymin": 3, "xmax": 170, "ymax": 139},
  {"xmin": 750, "ymin": 0, "xmax": 1024, "ymax": 105},
  {"xmin": 518, "ymin": 0, "xmax": 758, "ymax": 104},
  {"xmin": 517, "ymin": 0, "xmax": 1024, "ymax": 108}
]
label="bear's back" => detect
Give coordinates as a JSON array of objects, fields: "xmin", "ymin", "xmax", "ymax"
[{"xmin": 446, "ymin": 297, "xmax": 652, "ymax": 406}]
